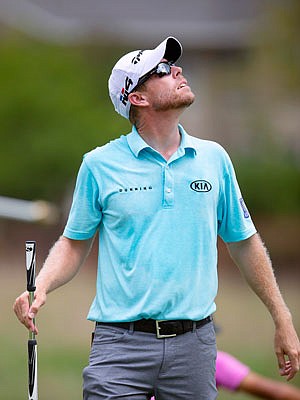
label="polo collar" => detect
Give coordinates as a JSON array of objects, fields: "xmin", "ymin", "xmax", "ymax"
[
  {"xmin": 178, "ymin": 124, "xmax": 197, "ymax": 156},
  {"xmin": 127, "ymin": 124, "xmax": 197, "ymax": 158},
  {"xmin": 127, "ymin": 126, "xmax": 151, "ymax": 157}
]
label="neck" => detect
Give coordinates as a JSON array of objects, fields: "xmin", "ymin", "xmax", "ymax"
[{"xmin": 136, "ymin": 110, "xmax": 182, "ymax": 160}]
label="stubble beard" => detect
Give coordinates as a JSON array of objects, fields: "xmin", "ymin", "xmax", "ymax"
[{"xmin": 152, "ymin": 89, "xmax": 195, "ymax": 112}]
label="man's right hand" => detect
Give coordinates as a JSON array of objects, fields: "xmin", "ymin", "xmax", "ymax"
[{"xmin": 13, "ymin": 290, "xmax": 46, "ymax": 334}]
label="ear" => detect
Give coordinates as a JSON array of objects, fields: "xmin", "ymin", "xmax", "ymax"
[{"xmin": 129, "ymin": 91, "xmax": 149, "ymax": 108}]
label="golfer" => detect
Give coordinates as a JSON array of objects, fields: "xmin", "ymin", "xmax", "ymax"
[{"xmin": 14, "ymin": 36, "xmax": 300, "ymax": 399}]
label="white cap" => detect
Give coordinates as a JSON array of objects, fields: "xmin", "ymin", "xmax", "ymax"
[{"xmin": 108, "ymin": 36, "xmax": 182, "ymax": 119}]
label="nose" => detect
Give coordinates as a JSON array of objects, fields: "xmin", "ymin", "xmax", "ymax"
[{"xmin": 171, "ymin": 65, "xmax": 182, "ymax": 77}]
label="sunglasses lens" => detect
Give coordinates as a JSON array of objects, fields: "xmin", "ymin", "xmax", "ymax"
[
  {"xmin": 133, "ymin": 62, "xmax": 174, "ymax": 91},
  {"xmin": 156, "ymin": 63, "xmax": 172, "ymax": 77}
]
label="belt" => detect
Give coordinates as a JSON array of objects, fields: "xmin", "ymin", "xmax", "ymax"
[{"xmin": 96, "ymin": 316, "xmax": 212, "ymax": 339}]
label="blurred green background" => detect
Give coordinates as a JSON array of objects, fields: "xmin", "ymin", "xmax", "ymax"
[{"xmin": 1, "ymin": 0, "xmax": 299, "ymax": 399}]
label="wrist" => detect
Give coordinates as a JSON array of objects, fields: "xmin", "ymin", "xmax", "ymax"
[
  {"xmin": 273, "ymin": 308, "xmax": 292, "ymax": 329},
  {"xmin": 34, "ymin": 280, "xmax": 48, "ymax": 296}
]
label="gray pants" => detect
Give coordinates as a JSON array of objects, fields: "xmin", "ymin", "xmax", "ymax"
[{"xmin": 83, "ymin": 321, "xmax": 217, "ymax": 400}]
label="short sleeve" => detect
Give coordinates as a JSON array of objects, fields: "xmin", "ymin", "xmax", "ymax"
[
  {"xmin": 217, "ymin": 151, "xmax": 256, "ymax": 242},
  {"xmin": 63, "ymin": 158, "xmax": 102, "ymax": 240}
]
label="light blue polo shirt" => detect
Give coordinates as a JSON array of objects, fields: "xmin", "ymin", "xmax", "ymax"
[{"xmin": 63, "ymin": 125, "xmax": 256, "ymax": 322}]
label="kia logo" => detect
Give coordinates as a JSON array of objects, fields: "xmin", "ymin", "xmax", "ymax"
[{"xmin": 190, "ymin": 180, "xmax": 212, "ymax": 192}]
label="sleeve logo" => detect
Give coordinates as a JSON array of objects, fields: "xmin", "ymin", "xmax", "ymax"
[{"xmin": 239, "ymin": 197, "xmax": 250, "ymax": 218}]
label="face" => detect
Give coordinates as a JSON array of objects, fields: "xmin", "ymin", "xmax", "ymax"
[{"xmin": 142, "ymin": 61, "xmax": 195, "ymax": 112}]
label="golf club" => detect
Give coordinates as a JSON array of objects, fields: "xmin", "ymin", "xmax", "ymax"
[{"xmin": 26, "ymin": 240, "xmax": 38, "ymax": 400}]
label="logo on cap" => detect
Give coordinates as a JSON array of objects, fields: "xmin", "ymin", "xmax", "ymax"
[
  {"xmin": 132, "ymin": 50, "xmax": 143, "ymax": 65},
  {"xmin": 120, "ymin": 76, "xmax": 133, "ymax": 106}
]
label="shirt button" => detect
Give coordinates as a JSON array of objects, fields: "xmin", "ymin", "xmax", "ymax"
[{"xmin": 166, "ymin": 188, "xmax": 172, "ymax": 193}]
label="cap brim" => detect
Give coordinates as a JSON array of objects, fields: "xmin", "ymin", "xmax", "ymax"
[
  {"xmin": 139, "ymin": 36, "xmax": 182, "ymax": 78},
  {"xmin": 163, "ymin": 37, "xmax": 182, "ymax": 63}
]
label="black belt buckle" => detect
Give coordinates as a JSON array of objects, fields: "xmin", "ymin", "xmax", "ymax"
[{"xmin": 155, "ymin": 320, "xmax": 177, "ymax": 339}]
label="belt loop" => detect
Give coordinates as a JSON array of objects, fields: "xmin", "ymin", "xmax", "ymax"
[
  {"xmin": 192, "ymin": 321, "xmax": 197, "ymax": 332},
  {"xmin": 129, "ymin": 322, "xmax": 134, "ymax": 333}
]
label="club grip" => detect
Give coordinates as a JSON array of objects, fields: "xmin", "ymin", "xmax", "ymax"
[
  {"xmin": 26, "ymin": 241, "xmax": 36, "ymax": 292},
  {"xmin": 28, "ymin": 339, "xmax": 38, "ymax": 400}
]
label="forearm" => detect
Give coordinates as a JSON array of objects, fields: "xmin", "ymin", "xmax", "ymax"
[
  {"xmin": 227, "ymin": 233, "xmax": 300, "ymax": 380},
  {"xmin": 35, "ymin": 235, "xmax": 94, "ymax": 296},
  {"xmin": 226, "ymin": 233, "xmax": 291, "ymax": 326}
]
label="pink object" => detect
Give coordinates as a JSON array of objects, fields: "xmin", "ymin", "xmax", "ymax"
[{"xmin": 216, "ymin": 350, "xmax": 250, "ymax": 391}]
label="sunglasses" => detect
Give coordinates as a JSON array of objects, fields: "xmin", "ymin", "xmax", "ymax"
[{"xmin": 133, "ymin": 61, "xmax": 174, "ymax": 91}]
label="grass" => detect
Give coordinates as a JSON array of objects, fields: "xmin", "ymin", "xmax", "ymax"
[{"xmin": 2, "ymin": 246, "xmax": 300, "ymax": 399}]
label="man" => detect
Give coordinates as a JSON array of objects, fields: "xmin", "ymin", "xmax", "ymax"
[{"xmin": 14, "ymin": 36, "xmax": 299, "ymax": 399}]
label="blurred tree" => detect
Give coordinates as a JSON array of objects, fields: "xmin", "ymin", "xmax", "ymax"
[
  {"xmin": 0, "ymin": 35, "xmax": 129, "ymax": 202},
  {"xmin": 233, "ymin": 0, "xmax": 300, "ymax": 215},
  {"xmin": 252, "ymin": 0, "xmax": 300, "ymax": 94}
]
